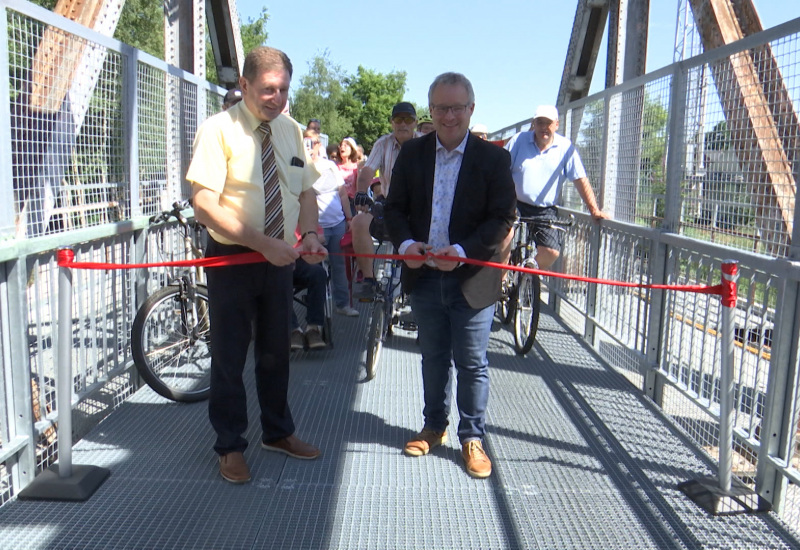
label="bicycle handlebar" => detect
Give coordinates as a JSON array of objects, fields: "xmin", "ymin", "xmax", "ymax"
[
  {"xmin": 516, "ymin": 215, "xmax": 574, "ymax": 228},
  {"xmin": 148, "ymin": 200, "xmax": 193, "ymax": 227}
]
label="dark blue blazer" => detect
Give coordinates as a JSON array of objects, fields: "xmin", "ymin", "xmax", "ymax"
[{"xmin": 384, "ymin": 131, "xmax": 516, "ymax": 309}]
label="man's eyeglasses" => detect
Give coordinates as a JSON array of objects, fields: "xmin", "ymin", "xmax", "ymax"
[
  {"xmin": 392, "ymin": 116, "xmax": 416, "ymax": 125},
  {"xmin": 431, "ymin": 104, "xmax": 469, "ymax": 116}
]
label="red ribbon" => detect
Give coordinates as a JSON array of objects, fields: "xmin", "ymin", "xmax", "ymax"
[{"xmin": 56, "ymin": 248, "xmax": 723, "ymax": 295}]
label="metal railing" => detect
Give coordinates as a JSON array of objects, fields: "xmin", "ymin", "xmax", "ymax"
[
  {"xmin": 493, "ymin": 17, "xmax": 800, "ymax": 523},
  {"xmin": 0, "ymin": 0, "xmax": 222, "ymax": 506}
]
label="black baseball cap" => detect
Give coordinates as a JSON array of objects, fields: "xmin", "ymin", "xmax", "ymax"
[{"xmin": 391, "ymin": 102, "xmax": 416, "ymax": 118}]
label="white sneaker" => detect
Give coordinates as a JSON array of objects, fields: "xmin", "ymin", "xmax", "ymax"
[{"xmin": 335, "ymin": 306, "xmax": 360, "ymax": 317}]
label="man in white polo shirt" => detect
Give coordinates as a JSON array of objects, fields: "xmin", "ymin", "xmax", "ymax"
[{"xmin": 504, "ymin": 105, "xmax": 610, "ymax": 269}]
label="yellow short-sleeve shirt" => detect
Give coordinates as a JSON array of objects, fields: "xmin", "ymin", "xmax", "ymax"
[{"xmin": 186, "ymin": 101, "xmax": 320, "ymax": 245}]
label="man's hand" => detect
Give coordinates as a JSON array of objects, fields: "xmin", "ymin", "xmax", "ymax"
[
  {"xmin": 301, "ymin": 233, "xmax": 328, "ymax": 264},
  {"xmin": 431, "ymin": 245, "xmax": 462, "ymax": 272},
  {"xmin": 354, "ymin": 191, "xmax": 373, "ymax": 213},
  {"xmin": 261, "ymin": 237, "xmax": 300, "ymax": 266},
  {"xmin": 403, "ymin": 242, "xmax": 430, "ymax": 269},
  {"xmin": 589, "ymin": 208, "xmax": 611, "ymax": 222}
]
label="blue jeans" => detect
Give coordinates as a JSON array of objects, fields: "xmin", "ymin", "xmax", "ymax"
[
  {"xmin": 322, "ymin": 219, "xmax": 350, "ymax": 308},
  {"xmin": 409, "ymin": 271, "xmax": 495, "ymax": 443},
  {"xmin": 291, "ymin": 258, "xmax": 326, "ymax": 329}
]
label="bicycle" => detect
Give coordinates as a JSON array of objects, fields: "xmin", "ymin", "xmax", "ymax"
[
  {"xmin": 497, "ymin": 215, "xmax": 573, "ymax": 355},
  {"xmin": 365, "ymin": 243, "xmax": 414, "ymax": 381},
  {"xmin": 130, "ymin": 201, "xmax": 212, "ymax": 403}
]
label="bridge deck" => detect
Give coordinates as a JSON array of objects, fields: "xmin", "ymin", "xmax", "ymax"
[{"xmin": 0, "ymin": 301, "xmax": 796, "ymax": 549}]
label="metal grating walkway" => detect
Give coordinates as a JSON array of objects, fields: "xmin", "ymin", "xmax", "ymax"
[{"xmin": 0, "ymin": 301, "xmax": 798, "ymax": 549}]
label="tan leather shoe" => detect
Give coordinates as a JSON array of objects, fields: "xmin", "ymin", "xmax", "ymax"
[
  {"xmin": 305, "ymin": 326, "xmax": 326, "ymax": 350},
  {"xmin": 404, "ymin": 428, "xmax": 447, "ymax": 457},
  {"xmin": 462, "ymin": 440, "xmax": 492, "ymax": 479},
  {"xmin": 219, "ymin": 451, "xmax": 251, "ymax": 484},
  {"xmin": 291, "ymin": 330, "xmax": 305, "ymax": 351},
  {"xmin": 262, "ymin": 434, "xmax": 321, "ymax": 459}
]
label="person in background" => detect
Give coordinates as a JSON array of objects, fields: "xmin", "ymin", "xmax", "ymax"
[
  {"xmin": 351, "ymin": 102, "xmax": 420, "ymax": 300},
  {"xmin": 327, "ymin": 144, "xmax": 341, "ymax": 164},
  {"xmin": 356, "ymin": 144, "xmax": 366, "ymax": 168},
  {"xmin": 187, "ymin": 46, "xmax": 325, "ymax": 485},
  {"xmin": 384, "ymin": 72, "xmax": 516, "ymax": 479},
  {"xmin": 418, "ymin": 116, "xmax": 435, "ymax": 135},
  {"xmin": 504, "ymin": 105, "xmax": 609, "ymax": 269},
  {"xmin": 290, "ymin": 256, "xmax": 329, "ymax": 350},
  {"xmin": 304, "ymin": 129, "xmax": 358, "ymax": 318},
  {"xmin": 338, "ymin": 137, "xmax": 360, "ymax": 210},
  {"xmin": 222, "ymin": 89, "xmax": 242, "ymax": 110},
  {"xmin": 470, "ymin": 123, "xmax": 488, "ymax": 140},
  {"xmin": 306, "ymin": 118, "xmax": 321, "ymax": 133}
]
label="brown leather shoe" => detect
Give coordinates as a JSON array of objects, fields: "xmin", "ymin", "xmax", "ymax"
[
  {"xmin": 262, "ymin": 434, "xmax": 321, "ymax": 460},
  {"xmin": 219, "ymin": 451, "xmax": 251, "ymax": 484},
  {"xmin": 462, "ymin": 440, "xmax": 492, "ymax": 478},
  {"xmin": 404, "ymin": 428, "xmax": 447, "ymax": 457}
]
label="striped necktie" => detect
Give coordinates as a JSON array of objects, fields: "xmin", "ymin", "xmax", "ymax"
[{"xmin": 257, "ymin": 121, "xmax": 284, "ymax": 239}]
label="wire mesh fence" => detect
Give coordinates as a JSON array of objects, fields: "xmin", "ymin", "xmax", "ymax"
[{"xmin": 0, "ymin": 1, "xmax": 225, "ymax": 505}]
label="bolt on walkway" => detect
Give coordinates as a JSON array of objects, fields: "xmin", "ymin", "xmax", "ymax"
[{"xmin": 0, "ymin": 300, "xmax": 797, "ymax": 549}]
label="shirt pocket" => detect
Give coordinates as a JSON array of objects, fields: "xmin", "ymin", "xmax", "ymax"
[{"xmin": 285, "ymin": 165, "xmax": 304, "ymax": 198}]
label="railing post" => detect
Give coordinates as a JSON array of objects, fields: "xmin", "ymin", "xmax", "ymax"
[
  {"xmin": 677, "ymin": 260, "xmax": 771, "ymax": 515},
  {"xmin": 56, "ymin": 250, "xmax": 74, "ymax": 479},
  {"xmin": 718, "ymin": 260, "xmax": 738, "ymax": 493},
  {"xmin": 18, "ymin": 249, "xmax": 110, "ymax": 501}
]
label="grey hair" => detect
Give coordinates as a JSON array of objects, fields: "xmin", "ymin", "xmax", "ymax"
[{"xmin": 428, "ymin": 72, "xmax": 475, "ymax": 104}]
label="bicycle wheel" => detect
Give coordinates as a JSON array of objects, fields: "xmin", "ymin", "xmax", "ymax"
[
  {"xmin": 513, "ymin": 273, "xmax": 541, "ymax": 355},
  {"xmin": 131, "ymin": 285, "xmax": 212, "ymax": 402},
  {"xmin": 365, "ymin": 301, "xmax": 385, "ymax": 381}
]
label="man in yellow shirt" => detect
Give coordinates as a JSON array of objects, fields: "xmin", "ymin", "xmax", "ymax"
[{"xmin": 186, "ymin": 46, "xmax": 325, "ymax": 484}]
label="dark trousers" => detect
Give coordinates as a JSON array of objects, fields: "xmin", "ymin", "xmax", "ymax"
[{"xmin": 205, "ymin": 238, "xmax": 295, "ymax": 455}]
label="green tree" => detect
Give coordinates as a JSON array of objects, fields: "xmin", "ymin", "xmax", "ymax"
[
  {"xmin": 114, "ymin": 0, "xmax": 164, "ymax": 59},
  {"xmin": 414, "ymin": 104, "xmax": 431, "ymax": 120},
  {"xmin": 291, "ymin": 52, "xmax": 353, "ymax": 144},
  {"xmin": 342, "ymin": 66, "xmax": 407, "ymax": 150}
]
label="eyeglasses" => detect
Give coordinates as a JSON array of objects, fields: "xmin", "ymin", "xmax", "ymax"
[
  {"xmin": 431, "ymin": 104, "xmax": 469, "ymax": 116},
  {"xmin": 392, "ymin": 116, "xmax": 416, "ymax": 125}
]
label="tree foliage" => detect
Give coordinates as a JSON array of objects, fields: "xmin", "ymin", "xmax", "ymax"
[
  {"xmin": 114, "ymin": 0, "xmax": 164, "ymax": 59},
  {"xmin": 290, "ymin": 55, "xmax": 408, "ymax": 150},
  {"xmin": 342, "ymin": 66, "xmax": 407, "ymax": 150},
  {"xmin": 291, "ymin": 52, "xmax": 353, "ymax": 144}
]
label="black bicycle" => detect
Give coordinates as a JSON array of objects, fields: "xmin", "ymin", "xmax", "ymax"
[
  {"xmin": 131, "ymin": 201, "xmax": 211, "ymax": 402},
  {"xmin": 497, "ymin": 215, "xmax": 573, "ymax": 354},
  {"xmin": 365, "ymin": 244, "xmax": 415, "ymax": 380}
]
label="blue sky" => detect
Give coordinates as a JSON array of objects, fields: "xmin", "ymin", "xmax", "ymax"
[{"xmin": 236, "ymin": 1, "xmax": 798, "ymax": 132}]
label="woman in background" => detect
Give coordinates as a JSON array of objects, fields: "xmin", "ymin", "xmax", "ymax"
[{"xmin": 304, "ymin": 130, "xmax": 358, "ymax": 317}]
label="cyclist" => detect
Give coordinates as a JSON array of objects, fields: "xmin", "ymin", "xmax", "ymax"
[
  {"xmin": 504, "ymin": 105, "xmax": 609, "ymax": 269},
  {"xmin": 351, "ymin": 102, "xmax": 421, "ymax": 300}
]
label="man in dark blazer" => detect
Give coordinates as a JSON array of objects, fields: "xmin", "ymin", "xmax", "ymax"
[{"xmin": 384, "ymin": 72, "xmax": 516, "ymax": 479}]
